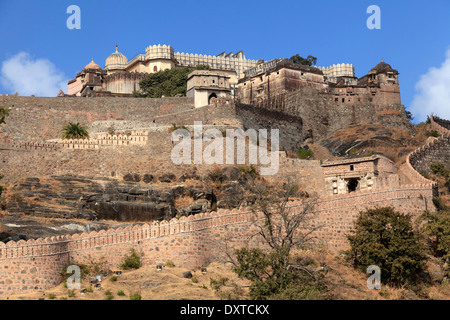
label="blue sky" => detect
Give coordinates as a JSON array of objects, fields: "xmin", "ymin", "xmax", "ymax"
[{"xmin": 0, "ymin": 0, "xmax": 449, "ymax": 122}]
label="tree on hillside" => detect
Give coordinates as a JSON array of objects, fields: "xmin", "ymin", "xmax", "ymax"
[
  {"xmin": 228, "ymin": 182, "xmax": 327, "ymax": 300},
  {"xmin": 417, "ymin": 210, "xmax": 450, "ymax": 276},
  {"xmin": 135, "ymin": 65, "xmax": 211, "ymax": 98},
  {"xmin": 61, "ymin": 122, "xmax": 89, "ymax": 140},
  {"xmin": 346, "ymin": 207, "xmax": 428, "ymax": 286},
  {"xmin": 405, "ymin": 110, "xmax": 414, "ymax": 121},
  {"xmin": 290, "ymin": 54, "xmax": 317, "ymax": 66}
]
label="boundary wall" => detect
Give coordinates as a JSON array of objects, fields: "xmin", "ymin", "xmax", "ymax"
[
  {"xmin": 0, "ymin": 183, "xmax": 435, "ymax": 296},
  {"xmin": 398, "ymin": 115, "xmax": 449, "ymax": 188}
]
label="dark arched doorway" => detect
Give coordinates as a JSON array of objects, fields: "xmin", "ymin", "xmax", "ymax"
[
  {"xmin": 208, "ymin": 93, "xmax": 217, "ymax": 105},
  {"xmin": 347, "ymin": 178, "xmax": 359, "ymax": 193}
]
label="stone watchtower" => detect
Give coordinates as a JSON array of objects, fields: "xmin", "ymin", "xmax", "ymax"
[
  {"xmin": 363, "ymin": 60, "xmax": 401, "ymax": 106},
  {"xmin": 67, "ymin": 59, "xmax": 106, "ymax": 96},
  {"xmin": 186, "ymin": 70, "xmax": 232, "ymax": 108}
]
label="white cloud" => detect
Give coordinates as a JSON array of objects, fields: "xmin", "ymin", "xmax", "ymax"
[
  {"xmin": 410, "ymin": 48, "xmax": 450, "ymax": 122},
  {"xmin": 0, "ymin": 52, "xmax": 68, "ymax": 97}
]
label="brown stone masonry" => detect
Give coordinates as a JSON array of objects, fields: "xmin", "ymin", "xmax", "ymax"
[{"xmin": 0, "ymin": 182, "xmax": 435, "ymax": 296}]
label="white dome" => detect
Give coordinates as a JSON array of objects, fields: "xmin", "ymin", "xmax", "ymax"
[{"xmin": 105, "ymin": 45, "xmax": 128, "ymax": 70}]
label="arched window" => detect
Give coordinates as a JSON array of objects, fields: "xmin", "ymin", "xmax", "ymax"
[{"xmin": 153, "ymin": 66, "xmax": 158, "ymax": 72}]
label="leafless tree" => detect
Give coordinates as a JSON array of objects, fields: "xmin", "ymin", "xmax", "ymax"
[{"xmin": 248, "ymin": 180, "xmax": 322, "ymax": 265}]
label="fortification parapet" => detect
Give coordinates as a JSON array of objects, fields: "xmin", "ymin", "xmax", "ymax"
[{"xmin": 430, "ymin": 115, "xmax": 450, "ymax": 136}]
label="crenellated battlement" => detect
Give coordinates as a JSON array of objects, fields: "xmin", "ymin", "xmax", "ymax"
[
  {"xmin": 12, "ymin": 141, "xmax": 61, "ymax": 151},
  {"xmin": 430, "ymin": 115, "xmax": 450, "ymax": 136},
  {"xmin": 403, "ymin": 116, "xmax": 450, "ymax": 180},
  {"xmin": 0, "ymin": 183, "xmax": 435, "ymax": 261}
]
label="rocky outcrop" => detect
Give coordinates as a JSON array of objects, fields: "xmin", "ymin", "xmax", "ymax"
[
  {"xmin": 320, "ymin": 124, "xmax": 414, "ymax": 158},
  {"xmin": 6, "ymin": 176, "xmax": 187, "ymax": 222},
  {"xmin": 5, "ymin": 169, "xmax": 260, "ymax": 224}
]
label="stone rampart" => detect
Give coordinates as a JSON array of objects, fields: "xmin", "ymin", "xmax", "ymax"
[
  {"xmin": 400, "ymin": 116, "xmax": 450, "ymax": 180},
  {"xmin": 0, "ymin": 96, "xmax": 194, "ymax": 141},
  {"xmin": 431, "ymin": 115, "xmax": 450, "ymax": 134},
  {"xmin": 0, "ymin": 182, "xmax": 435, "ymax": 296}
]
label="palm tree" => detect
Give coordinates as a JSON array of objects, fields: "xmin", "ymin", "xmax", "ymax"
[{"xmin": 61, "ymin": 122, "xmax": 89, "ymax": 140}]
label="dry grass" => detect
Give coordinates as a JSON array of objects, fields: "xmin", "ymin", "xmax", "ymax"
[
  {"xmin": 2, "ymin": 262, "xmax": 251, "ymax": 301},
  {"xmin": 2, "ymin": 249, "xmax": 449, "ymax": 300},
  {"xmin": 174, "ymin": 196, "xmax": 195, "ymax": 209}
]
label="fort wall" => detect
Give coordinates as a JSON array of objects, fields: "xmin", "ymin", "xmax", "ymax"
[
  {"xmin": 399, "ymin": 116, "xmax": 449, "ymax": 185},
  {"xmin": 431, "ymin": 115, "xmax": 450, "ymax": 135},
  {"xmin": 0, "ymin": 182, "xmax": 435, "ymax": 296},
  {"xmin": 244, "ymin": 88, "xmax": 411, "ymax": 141},
  {"xmin": 0, "ymin": 96, "xmax": 194, "ymax": 141}
]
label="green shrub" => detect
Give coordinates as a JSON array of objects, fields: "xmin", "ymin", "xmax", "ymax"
[
  {"xmin": 165, "ymin": 260, "xmax": 175, "ymax": 268},
  {"xmin": 117, "ymin": 290, "xmax": 126, "ymax": 296},
  {"xmin": 238, "ymin": 165, "xmax": 259, "ymax": 178},
  {"xmin": 296, "ymin": 148, "xmax": 314, "ymax": 160},
  {"xmin": 130, "ymin": 292, "xmax": 142, "ymax": 300},
  {"xmin": 417, "ymin": 210, "xmax": 450, "ymax": 268},
  {"xmin": 109, "ymin": 275, "xmax": 117, "ymax": 282},
  {"xmin": 67, "ymin": 290, "xmax": 76, "ymax": 298},
  {"xmin": 121, "ymin": 248, "xmax": 142, "ymax": 270},
  {"xmin": 0, "ymin": 107, "xmax": 10, "ymax": 124},
  {"xmin": 210, "ymin": 277, "xmax": 229, "ymax": 291},
  {"xmin": 48, "ymin": 293, "xmax": 56, "ymax": 300},
  {"xmin": 169, "ymin": 124, "xmax": 188, "ymax": 133},
  {"xmin": 431, "ymin": 162, "xmax": 449, "ymax": 177},
  {"xmin": 433, "ymin": 198, "xmax": 447, "ymax": 211},
  {"xmin": 232, "ymin": 247, "xmax": 327, "ymax": 300},
  {"xmin": 105, "ymin": 290, "xmax": 114, "ymax": 300},
  {"xmin": 348, "ymin": 147, "xmax": 359, "ymax": 156},
  {"xmin": 346, "ymin": 207, "xmax": 427, "ymax": 287},
  {"xmin": 137, "ymin": 66, "xmax": 210, "ymax": 98},
  {"xmin": 107, "ymin": 125, "xmax": 116, "ymax": 135},
  {"xmin": 270, "ymin": 283, "xmax": 326, "ymax": 300},
  {"xmin": 426, "ymin": 130, "xmax": 440, "ymax": 138}
]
